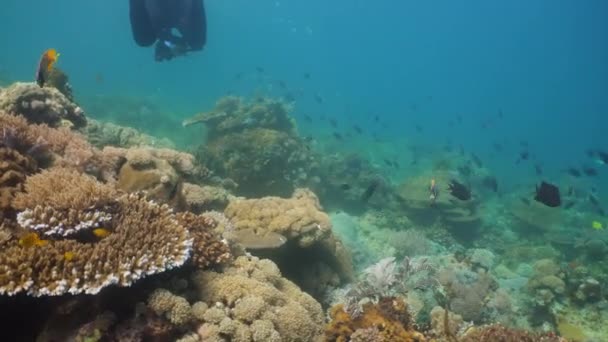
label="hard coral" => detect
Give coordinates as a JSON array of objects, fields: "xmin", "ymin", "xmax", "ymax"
[
  {"xmin": 0, "ymin": 147, "xmax": 37, "ymax": 217},
  {"xmin": 175, "ymin": 211, "xmax": 231, "ymax": 268},
  {"xmin": 13, "ymin": 168, "xmax": 118, "ymax": 237},
  {"xmin": 224, "ymin": 188, "xmax": 331, "ymax": 248},
  {"xmin": 325, "ymin": 297, "xmax": 426, "ymax": 342},
  {"xmin": 0, "ymin": 190, "xmax": 192, "ymax": 296},
  {"xmin": 192, "ymin": 256, "xmax": 325, "ymax": 342},
  {"xmin": 460, "ymin": 324, "xmax": 565, "ymax": 342},
  {"xmin": 0, "ymin": 82, "xmax": 86, "ymax": 128}
]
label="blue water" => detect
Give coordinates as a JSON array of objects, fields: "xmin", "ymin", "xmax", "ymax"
[{"xmin": 1, "ymin": 0, "xmax": 607, "ymax": 192}]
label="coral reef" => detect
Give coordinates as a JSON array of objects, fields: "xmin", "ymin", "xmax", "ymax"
[
  {"xmin": 0, "ymin": 169, "xmax": 193, "ymax": 296},
  {"xmin": 13, "ymin": 168, "xmax": 118, "ymax": 237},
  {"xmin": 44, "ymin": 67, "xmax": 74, "ymax": 102},
  {"xmin": 182, "ymin": 182, "xmax": 232, "ymax": 213},
  {"xmin": 223, "ymin": 188, "xmax": 354, "ymax": 297},
  {"xmin": 82, "ymin": 118, "xmax": 175, "ymax": 149},
  {"xmin": 191, "ymin": 256, "xmax": 325, "ymax": 342},
  {"xmin": 325, "ymin": 297, "xmax": 426, "ymax": 342},
  {"xmin": 183, "ymin": 96, "xmax": 296, "ymax": 137},
  {"xmin": 0, "ymin": 82, "xmax": 86, "ymax": 128},
  {"xmin": 397, "ymin": 171, "xmax": 482, "ymax": 241},
  {"xmin": 191, "ymin": 96, "xmax": 315, "ymax": 197},
  {"xmin": 175, "ymin": 211, "xmax": 231, "ymax": 268}
]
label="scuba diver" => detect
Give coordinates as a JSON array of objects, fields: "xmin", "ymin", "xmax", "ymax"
[{"xmin": 129, "ymin": 0, "xmax": 207, "ymax": 62}]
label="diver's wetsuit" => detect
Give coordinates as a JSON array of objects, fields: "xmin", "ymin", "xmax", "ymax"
[{"xmin": 129, "ymin": 0, "xmax": 206, "ymax": 61}]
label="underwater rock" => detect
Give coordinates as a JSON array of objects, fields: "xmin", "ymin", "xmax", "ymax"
[
  {"xmin": 182, "ymin": 182, "xmax": 232, "ymax": 213},
  {"xmin": 0, "ymin": 82, "xmax": 86, "ymax": 128}
]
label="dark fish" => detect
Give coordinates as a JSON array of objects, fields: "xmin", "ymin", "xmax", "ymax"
[
  {"xmin": 458, "ymin": 145, "xmax": 465, "ymax": 156},
  {"xmin": 415, "ymin": 125, "xmax": 423, "ymax": 133},
  {"xmin": 329, "ymin": 119, "xmax": 338, "ymax": 128},
  {"xmin": 361, "ymin": 180, "xmax": 380, "ymax": 202},
  {"xmin": 303, "ymin": 115, "xmax": 312, "ymax": 123},
  {"xmin": 520, "ymin": 141, "xmax": 529, "ymax": 148},
  {"xmin": 471, "ymin": 154, "xmax": 483, "ymax": 168},
  {"xmin": 374, "ymin": 115, "xmax": 380, "ymax": 123},
  {"xmin": 234, "ymin": 72, "xmax": 244, "ymax": 80},
  {"xmin": 448, "ymin": 180, "xmax": 471, "ymax": 201},
  {"xmin": 534, "ymin": 181, "xmax": 561, "ymax": 207},
  {"xmin": 565, "ymin": 168, "xmax": 581, "ymax": 178},
  {"xmin": 498, "ymin": 109, "xmax": 504, "ymax": 119},
  {"xmin": 392, "ymin": 160, "xmax": 400, "ymax": 169},
  {"xmin": 256, "ymin": 66, "xmax": 264, "ymax": 73},
  {"xmin": 520, "ymin": 197, "xmax": 531, "ymax": 206},
  {"xmin": 339, "ymin": 183, "xmax": 351, "ymax": 191},
  {"xmin": 456, "ymin": 115, "xmax": 463, "ymax": 124},
  {"xmin": 535, "ymin": 164, "xmax": 543, "ymax": 175},
  {"xmin": 564, "ymin": 201, "xmax": 575, "ymax": 209},
  {"xmin": 332, "ymin": 132, "xmax": 343, "ymax": 140},
  {"xmin": 597, "ymin": 208, "xmax": 606, "ymax": 217},
  {"xmin": 383, "ymin": 159, "xmax": 392, "ymax": 167},
  {"xmin": 314, "ymin": 94, "xmax": 324, "ymax": 104},
  {"xmin": 320, "ymin": 114, "xmax": 326, "ymax": 121},
  {"xmin": 492, "ymin": 143, "xmax": 503, "ymax": 152},
  {"xmin": 353, "ymin": 125, "xmax": 363, "ymax": 134},
  {"xmin": 304, "ymin": 72, "xmax": 311, "ymax": 79},
  {"xmin": 410, "ymin": 103, "xmax": 418, "ymax": 111},
  {"xmin": 582, "ymin": 167, "xmax": 598, "ymax": 176},
  {"xmin": 481, "ymin": 176, "xmax": 498, "ymax": 193},
  {"xmin": 278, "ymin": 80, "xmax": 287, "ymax": 89}
]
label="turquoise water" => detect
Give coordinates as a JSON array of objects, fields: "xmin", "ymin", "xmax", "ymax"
[
  {"xmin": 2, "ymin": 1, "xmax": 607, "ymax": 191},
  {"xmin": 1, "ymin": 1, "xmax": 608, "ymax": 339}
]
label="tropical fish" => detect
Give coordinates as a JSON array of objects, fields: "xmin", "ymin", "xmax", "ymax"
[
  {"xmin": 591, "ymin": 221, "xmax": 604, "ymax": 230},
  {"xmin": 361, "ymin": 180, "xmax": 380, "ymax": 202},
  {"xmin": 534, "ymin": 181, "xmax": 561, "ymax": 207},
  {"xmin": 35, "ymin": 48, "xmax": 60, "ymax": 87},
  {"xmin": 92, "ymin": 228, "xmax": 111, "ymax": 238},
  {"xmin": 64, "ymin": 251, "xmax": 75, "ymax": 261},
  {"xmin": 19, "ymin": 232, "xmax": 49, "ymax": 248}
]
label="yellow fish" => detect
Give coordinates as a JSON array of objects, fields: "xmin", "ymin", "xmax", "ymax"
[
  {"xmin": 19, "ymin": 232, "xmax": 49, "ymax": 248},
  {"xmin": 35, "ymin": 48, "xmax": 60, "ymax": 87},
  {"xmin": 92, "ymin": 228, "xmax": 111, "ymax": 238},
  {"xmin": 592, "ymin": 221, "xmax": 604, "ymax": 230},
  {"xmin": 64, "ymin": 251, "xmax": 75, "ymax": 261}
]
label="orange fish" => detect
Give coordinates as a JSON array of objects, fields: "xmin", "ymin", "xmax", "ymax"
[
  {"xmin": 19, "ymin": 232, "xmax": 49, "ymax": 248},
  {"xmin": 35, "ymin": 48, "xmax": 60, "ymax": 87},
  {"xmin": 92, "ymin": 228, "xmax": 111, "ymax": 239}
]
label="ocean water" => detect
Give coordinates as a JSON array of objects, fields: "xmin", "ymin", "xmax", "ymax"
[{"xmin": 1, "ymin": 0, "xmax": 608, "ymax": 340}]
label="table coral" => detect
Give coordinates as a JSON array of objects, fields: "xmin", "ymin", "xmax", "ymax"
[
  {"xmin": 325, "ymin": 297, "xmax": 426, "ymax": 342},
  {"xmin": 0, "ymin": 82, "xmax": 86, "ymax": 128},
  {"xmin": 13, "ymin": 168, "xmax": 118, "ymax": 237},
  {"xmin": 175, "ymin": 211, "xmax": 231, "ymax": 268},
  {"xmin": 0, "ymin": 172, "xmax": 193, "ymax": 296},
  {"xmin": 191, "ymin": 256, "xmax": 325, "ymax": 342}
]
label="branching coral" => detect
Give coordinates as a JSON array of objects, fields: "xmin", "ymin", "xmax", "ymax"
[
  {"xmin": 0, "ymin": 147, "xmax": 37, "ymax": 217},
  {"xmin": 13, "ymin": 168, "xmax": 118, "ymax": 236},
  {"xmin": 191, "ymin": 256, "xmax": 325, "ymax": 342},
  {"xmin": 0, "ymin": 111, "xmax": 104, "ymax": 176},
  {"xmin": 175, "ymin": 211, "xmax": 231, "ymax": 268},
  {"xmin": 325, "ymin": 297, "xmax": 426, "ymax": 342},
  {"xmin": 0, "ymin": 82, "xmax": 86, "ymax": 128},
  {"xmin": 0, "ymin": 173, "xmax": 193, "ymax": 296}
]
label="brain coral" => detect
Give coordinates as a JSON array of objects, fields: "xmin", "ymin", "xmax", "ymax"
[
  {"xmin": 0, "ymin": 169, "xmax": 193, "ymax": 296},
  {"xmin": 0, "ymin": 82, "xmax": 86, "ymax": 128},
  {"xmin": 191, "ymin": 256, "xmax": 325, "ymax": 342}
]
